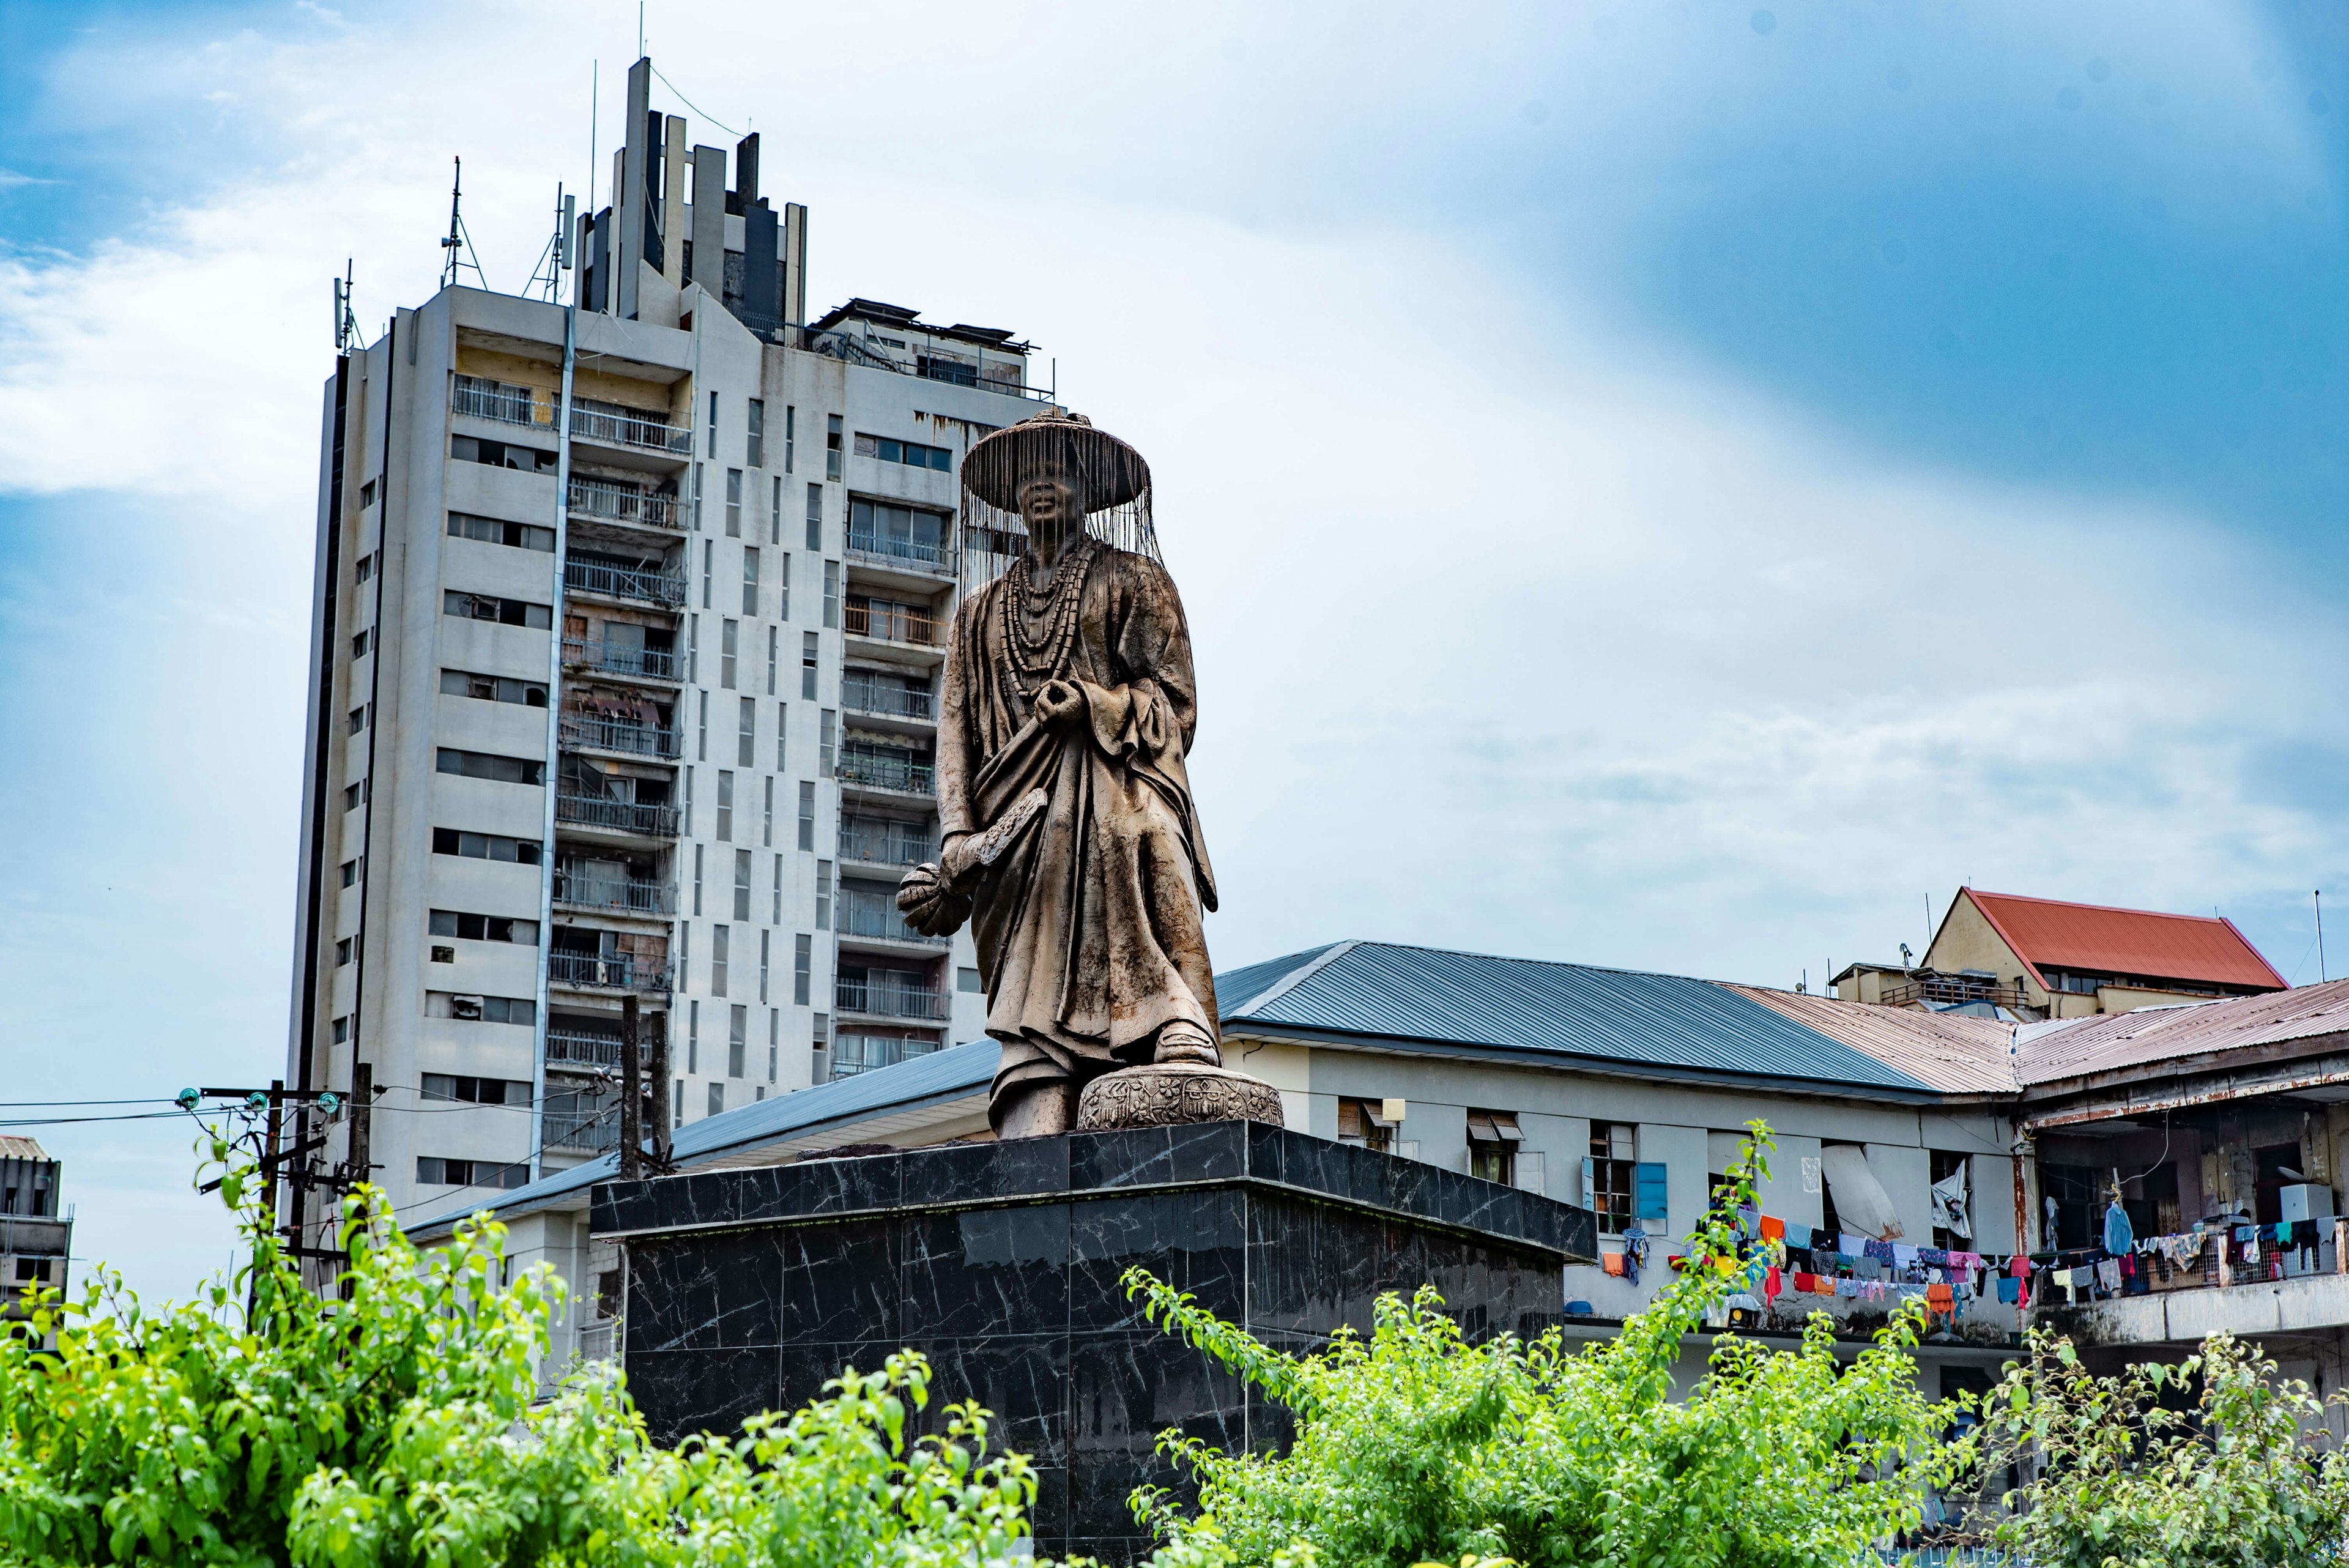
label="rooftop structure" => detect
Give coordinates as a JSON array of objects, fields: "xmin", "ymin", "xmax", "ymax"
[
  {"xmin": 0, "ymin": 1137, "xmax": 71, "ymax": 1340},
  {"xmin": 1835, "ymin": 886, "xmax": 2285, "ymax": 1020}
]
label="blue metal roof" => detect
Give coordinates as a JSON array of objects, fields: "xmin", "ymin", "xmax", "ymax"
[
  {"xmin": 1220, "ymin": 940, "xmax": 1940, "ymax": 1095},
  {"xmin": 407, "ymin": 1038, "xmax": 995, "ymax": 1236}
]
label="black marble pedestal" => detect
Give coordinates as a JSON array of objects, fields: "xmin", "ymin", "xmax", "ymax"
[{"xmin": 593, "ymin": 1121, "xmax": 1595, "ymax": 1562}]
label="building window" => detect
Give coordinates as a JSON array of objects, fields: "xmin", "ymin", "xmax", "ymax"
[
  {"xmin": 440, "ymin": 669, "xmax": 549, "ymax": 707},
  {"xmin": 447, "ymin": 511, "xmax": 554, "ymax": 551},
  {"xmin": 805, "ymin": 482, "xmax": 824, "ymax": 551},
  {"xmin": 759, "ymin": 928, "xmax": 771, "ymax": 1003},
  {"xmin": 340, "ymin": 858, "xmax": 360, "ymax": 887},
  {"xmin": 428, "ymin": 910, "xmax": 539, "ymax": 945},
  {"xmin": 688, "ymin": 614, "xmax": 700, "ymax": 683},
  {"xmin": 772, "ymin": 852, "xmax": 784, "ymax": 923},
  {"xmin": 1466, "ymin": 1110, "xmax": 1523, "ymax": 1186},
  {"xmin": 769, "ymin": 1008, "xmax": 779, "ymax": 1080},
  {"xmin": 1587, "ymin": 1121, "xmax": 1638, "ymax": 1236},
  {"xmin": 784, "ymin": 406, "xmax": 795, "ymax": 474},
  {"xmin": 822, "ymin": 560, "xmax": 840, "ymax": 629},
  {"xmin": 428, "ymin": 993, "xmax": 534, "ymax": 1025},
  {"xmin": 708, "ymin": 1082, "xmax": 725, "ymax": 1118},
  {"xmin": 801, "ymin": 631, "xmax": 820, "ymax": 700},
  {"xmin": 729, "ymin": 1004, "xmax": 748, "ymax": 1077},
  {"xmin": 819, "ymin": 710, "xmax": 836, "ymax": 778},
  {"xmin": 354, "ymin": 551, "xmax": 373, "ymax": 581},
  {"xmin": 712, "ymin": 924, "xmax": 730, "ymax": 996},
  {"xmin": 332, "ymin": 1016, "xmax": 351, "ymax": 1044},
  {"xmin": 777, "ymin": 551, "xmax": 791, "ymax": 620},
  {"xmin": 851, "ymin": 431, "xmax": 952, "ymax": 472},
  {"xmin": 746, "ymin": 399, "xmax": 765, "ymax": 468},
  {"xmin": 734, "ymin": 847, "xmax": 752, "ymax": 921},
  {"xmin": 698, "ymin": 691, "xmax": 710, "ymax": 761},
  {"xmin": 347, "ymin": 705, "xmax": 366, "ymax": 734},
  {"xmin": 794, "ymin": 933, "xmax": 812, "ymax": 1005},
  {"xmin": 743, "ymin": 546, "xmax": 760, "ymax": 617},
  {"xmin": 958, "ymin": 967, "xmax": 983, "ymax": 994},
  {"xmin": 688, "ymin": 1000, "xmax": 700, "ymax": 1074},
  {"xmin": 738, "ymin": 695, "xmax": 757, "ymax": 767},
  {"xmin": 448, "ymin": 435, "xmax": 556, "ymax": 474},
  {"xmin": 693, "ymin": 843, "xmax": 705, "ymax": 915},
  {"xmin": 770, "ymin": 475, "xmax": 783, "ymax": 543},
  {"xmin": 335, "ymin": 937, "xmax": 352, "ymax": 966},
  {"xmin": 1337, "ymin": 1098, "xmax": 1400, "ymax": 1155},
  {"xmin": 674, "ymin": 1080, "xmax": 685, "ymax": 1124},
  {"xmin": 721, "ymin": 618, "xmax": 739, "ymax": 689},
  {"xmin": 421, "ymin": 1074, "xmax": 529, "ymax": 1105},
  {"xmin": 776, "ymin": 701, "xmax": 789, "ymax": 770},
  {"xmin": 434, "ymin": 749, "xmax": 543, "ymax": 786},
  {"xmin": 708, "ymin": 390, "xmax": 720, "ymax": 458},
  {"xmin": 442, "ymin": 590, "xmax": 552, "ymax": 629},
  {"xmin": 716, "ymin": 770, "xmax": 734, "ymax": 841},
  {"xmin": 431, "ymin": 828, "xmax": 543, "ymax": 864},
  {"xmin": 702, "ymin": 540, "xmax": 714, "ymax": 609},
  {"xmin": 825, "ymin": 414, "xmax": 843, "ymax": 481},
  {"xmin": 415, "ymin": 1157, "xmax": 529, "ymax": 1189},
  {"xmin": 766, "ymin": 626, "xmax": 778, "ymax": 695},
  {"xmin": 352, "ymin": 628, "xmax": 371, "ymax": 658},
  {"xmin": 815, "ymin": 860, "xmax": 831, "ymax": 931},
  {"xmin": 798, "ymin": 780, "xmax": 816, "ymax": 850},
  {"xmin": 725, "ymin": 467, "xmax": 743, "ymax": 538}
]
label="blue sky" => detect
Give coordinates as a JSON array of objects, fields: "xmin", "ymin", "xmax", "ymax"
[{"xmin": 2, "ymin": 0, "xmax": 2343, "ymax": 1298}]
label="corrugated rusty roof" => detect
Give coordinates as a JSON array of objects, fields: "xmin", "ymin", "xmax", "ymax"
[
  {"xmin": 2015, "ymin": 975, "xmax": 2349, "ymax": 1087},
  {"xmin": 1961, "ymin": 888, "xmax": 2284, "ymax": 991},
  {"xmin": 1220, "ymin": 941, "xmax": 1943, "ymax": 1096},
  {"xmin": 0, "ymin": 1135, "xmax": 53, "ymax": 1162},
  {"xmin": 1726, "ymin": 986, "xmax": 2016, "ymax": 1094}
]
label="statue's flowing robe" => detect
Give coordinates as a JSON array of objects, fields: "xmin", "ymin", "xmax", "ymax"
[{"xmin": 937, "ymin": 544, "xmax": 1220, "ymax": 1126}]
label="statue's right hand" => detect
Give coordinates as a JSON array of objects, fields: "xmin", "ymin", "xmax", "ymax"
[{"xmin": 895, "ymin": 862, "xmax": 973, "ymax": 937}]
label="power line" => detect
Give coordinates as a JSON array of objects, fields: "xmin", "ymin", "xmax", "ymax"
[
  {"xmin": 0, "ymin": 1098, "xmax": 177, "ymax": 1108},
  {"xmin": 0, "ymin": 1110, "xmax": 198, "ymax": 1128},
  {"xmin": 648, "ymin": 62, "xmax": 741, "ymax": 138}
]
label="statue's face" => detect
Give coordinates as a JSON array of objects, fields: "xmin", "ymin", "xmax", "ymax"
[{"xmin": 1017, "ymin": 466, "xmax": 1084, "ymax": 540}]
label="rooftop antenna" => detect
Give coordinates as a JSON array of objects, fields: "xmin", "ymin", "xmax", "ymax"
[
  {"xmin": 332, "ymin": 259, "xmax": 358, "ymax": 351},
  {"xmin": 2320, "ymin": 890, "xmax": 2329, "ymax": 984},
  {"xmin": 439, "ymin": 156, "xmax": 488, "ymax": 292},
  {"xmin": 527, "ymin": 183, "xmax": 573, "ymax": 302}
]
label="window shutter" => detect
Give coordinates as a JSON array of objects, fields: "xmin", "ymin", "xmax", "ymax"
[
  {"xmin": 1515, "ymin": 1151, "xmax": 1545, "ymax": 1197},
  {"xmin": 1635, "ymin": 1162, "xmax": 1669, "ymax": 1223},
  {"xmin": 1581, "ymin": 1156, "xmax": 1595, "ymax": 1206}
]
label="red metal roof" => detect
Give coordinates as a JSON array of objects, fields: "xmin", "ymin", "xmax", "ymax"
[{"xmin": 1959, "ymin": 889, "xmax": 2285, "ymax": 992}]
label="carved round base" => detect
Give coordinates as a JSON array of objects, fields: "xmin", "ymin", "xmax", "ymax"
[{"xmin": 1075, "ymin": 1062, "xmax": 1284, "ymax": 1131}]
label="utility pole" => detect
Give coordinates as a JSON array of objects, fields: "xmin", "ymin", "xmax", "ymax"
[
  {"xmin": 648, "ymin": 1005, "xmax": 673, "ymax": 1171},
  {"xmin": 620, "ymin": 994, "xmax": 644, "ymax": 1180}
]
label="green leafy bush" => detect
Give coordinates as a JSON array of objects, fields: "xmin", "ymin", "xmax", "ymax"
[
  {"xmin": 1123, "ymin": 1125, "xmax": 1967, "ymax": 1568},
  {"xmin": 1978, "ymin": 1329, "xmax": 2349, "ymax": 1568},
  {"xmin": 0, "ymin": 1136, "xmax": 1036, "ymax": 1567}
]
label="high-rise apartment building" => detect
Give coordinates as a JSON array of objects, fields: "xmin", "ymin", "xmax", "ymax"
[{"xmin": 286, "ymin": 58, "xmax": 1045, "ymax": 1232}]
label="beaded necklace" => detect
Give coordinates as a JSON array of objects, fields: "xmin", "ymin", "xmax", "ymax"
[{"xmin": 998, "ymin": 535, "xmax": 1098, "ymax": 702}]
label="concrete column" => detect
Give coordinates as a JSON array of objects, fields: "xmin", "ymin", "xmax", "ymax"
[
  {"xmin": 691, "ymin": 146, "xmax": 727, "ymax": 296},
  {"xmin": 662, "ymin": 116, "xmax": 688, "ymax": 285}
]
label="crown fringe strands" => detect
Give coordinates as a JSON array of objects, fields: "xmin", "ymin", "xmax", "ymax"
[{"xmin": 958, "ymin": 411, "xmax": 1160, "ymax": 594}]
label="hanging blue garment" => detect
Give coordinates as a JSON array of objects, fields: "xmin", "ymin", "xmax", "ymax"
[{"xmin": 2103, "ymin": 1200, "xmax": 2135, "ymax": 1257}]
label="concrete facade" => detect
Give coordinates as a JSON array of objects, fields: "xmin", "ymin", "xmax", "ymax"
[{"xmin": 287, "ymin": 64, "xmax": 1047, "ymax": 1244}]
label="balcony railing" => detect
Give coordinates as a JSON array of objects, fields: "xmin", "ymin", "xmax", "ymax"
[
  {"xmin": 545, "ymin": 1029, "xmax": 631, "ymax": 1068},
  {"xmin": 845, "ymin": 528, "xmax": 952, "ymax": 573},
  {"xmin": 454, "ymin": 376, "xmax": 554, "ymax": 427},
  {"xmin": 559, "ymin": 714, "xmax": 681, "ymax": 759},
  {"xmin": 544, "ymin": 1107, "xmax": 622, "ymax": 1152},
  {"xmin": 565, "ymin": 556, "xmax": 686, "ymax": 606},
  {"xmin": 840, "ymin": 817, "xmax": 939, "ymax": 868},
  {"xmin": 568, "ymin": 401, "xmax": 692, "ymax": 455},
  {"xmin": 1877, "ymin": 973, "xmax": 2028, "ymax": 1010},
  {"xmin": 568, "ymin": 477, "xmax": 680, "ymax": 530},
  {"xmin": 842, "ymin": 678, "xmax": 934, "ymax": 721},
  {"xmin": 555, "ymin": 793, "xmax": 679, "ymax": 838},
  {"xmin": 563, "ymin": 636, "xmax": 681, "ymax": 682},
  {"xmin": 836, "ymin": 978, "xmax": 952, "ymax": 1020},
  {"xmin": 837, "ymin": 751, "xmax": 935, "ymax": 794},
  {"xmin": 800, "ymin": 327, "xmax": 1049, "ymax": 401},
  {"xmin": 838, "ymin": 892, "xmax": 948, "ymax": 946},
  {"xmin": 549, "ymin": 951, "xmax": 671, "ymax": 992},
  {"xmin": 554, "ymin": 871, "xmax": 675, "ymax": 915},
  {"xmin": 844, "ymin": 602, "xmax": 944, "ymax": 647}
]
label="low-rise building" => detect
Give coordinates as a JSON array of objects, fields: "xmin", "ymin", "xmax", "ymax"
[
  {"xmin": 1836, "ymin": 887, "xmax": 2285, "ymax": 1020},
  {"xmin": 1, "ymin": 1137, "xmax": 72, "ymax": 1340}
]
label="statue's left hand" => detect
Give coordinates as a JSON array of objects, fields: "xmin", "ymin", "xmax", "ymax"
[{"xmin": 1033, "ymin": 678, "xmax": 1086, "ymax": 729}]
